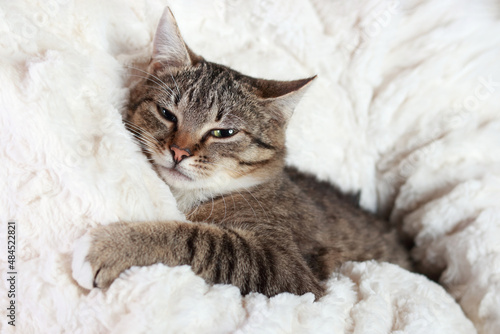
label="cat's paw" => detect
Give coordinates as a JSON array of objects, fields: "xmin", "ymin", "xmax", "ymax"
[{"xmin": 72, "ymin": 224, "xmax": 137, "ymax": 290}]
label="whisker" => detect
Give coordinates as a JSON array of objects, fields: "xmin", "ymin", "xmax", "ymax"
[
  {"xmin": 125, "ymin": 65, "xmax": 176, "ymax": 97},
  {"xmin": 220, "ymin": 193, "xmax": 227, "ymax": 223},
  {"xmin": 229, "ymin": 192, "xmax": 237, "ymax": 212},
  {"xmin": 127, "ymin": 74, "xmax": 174, "ymax": 98},
  {"xmin": 125, "ymin": 126, "xmax": 157, "ymax": 143},
  {"xmin": 169, "ymin": 71, "xmax": 181, "ymax": 96},
  {"xmin": 204, "ymin": 161, "xmax": 271, "ymax": 223},
  {"xmin": 132, "ymin": 138, "xmax": 159, "ymax": 158},
  {"xmin": 137, "ymin": 62, "xmax": 181, "ymax": 98},
  {"xmin": 123, "ymin": 121, "xmax": 161, "ymax": 145},
  {"xmin": 186, "ymin": 204, "xmax": 201, "ymax": 219},
  {"xmin": 205, "ymin": 188, "xmax": 215, "ymax": 222},
  {"xmin": 197, "ymin": 163, "xmax": 260, "ymax": 221},
  {"xmin": 128, "ymin": 130, "xmax": 159, "ymax": 149},
  {"xmin": 234, "ymin": 188, "xmax": 258, "ymax": 221},
  {"xmin": 243, "ymin": 188, "xmax": 271, "ymax": 224},
  {"xmin": 128, "ymin": 133, "xmax": 159, "ymax": 153}
]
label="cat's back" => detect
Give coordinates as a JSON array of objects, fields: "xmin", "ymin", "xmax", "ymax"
[
  {"xmin": 285, "ymin": 167, "xmax": 412, "ymax": 271},
  {"xmin": 285, "ymin": 167, "xmax": 362, "ymax": 213},
  {"xmin": 285, "ymin": 166, "xmax": 394, "ymax": 234},
  {"xmin": 285, "ymin": 167, "xmax": 370, "ymax": 224}
]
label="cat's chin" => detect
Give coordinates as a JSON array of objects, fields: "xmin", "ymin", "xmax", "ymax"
[{"xmin": 156, "ymin": 165, "xmax": 194, "ymax": 186}]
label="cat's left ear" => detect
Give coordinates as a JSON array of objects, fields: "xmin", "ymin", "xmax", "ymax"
[
  {"xmin": 255, "ymin": 76, "xmax": 316, "ymax": 124},
  {"xmin": 149, "ymin": 7, "xmax": 202, "ymax": 72}
]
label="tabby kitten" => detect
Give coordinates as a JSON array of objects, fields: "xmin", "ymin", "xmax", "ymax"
[{"xmin": 72, "ymin": 8, "xmax": 411, "ymax": 299}]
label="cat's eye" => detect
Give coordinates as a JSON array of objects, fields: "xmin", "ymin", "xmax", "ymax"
[
  {"xmin": 158, "ymin": 106, "xmax": 177, "ymax": 123},
  {"xmin": 210, "ymin": 129, "xmax": 238, "ymax": 138}
]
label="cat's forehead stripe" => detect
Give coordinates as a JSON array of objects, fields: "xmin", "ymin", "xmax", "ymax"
[
  {"xmin": 215, "ymin": 106, "xmax": 225, "ymax": 122},
  {"xmin": 177, "ymin": 64, "xmax": 236, "ymax": 122}
]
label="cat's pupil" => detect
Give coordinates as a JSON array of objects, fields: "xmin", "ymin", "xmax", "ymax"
[
  {"xmin": 211, "ymin": 129, "xmax": 236, "ymax": 138},
  {"xmin": 160, "ymin": 106, "xmax": 177, "ymax": 123}
]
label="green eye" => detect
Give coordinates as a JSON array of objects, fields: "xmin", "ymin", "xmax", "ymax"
[{"xmin": 211, "ymin": 129, "xmax": 237, "ymax": 138}]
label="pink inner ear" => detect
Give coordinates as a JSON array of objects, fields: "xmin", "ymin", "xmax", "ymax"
[{"xmin": 150, "ymin": 61, "xmax": 164, "ymax": 72}]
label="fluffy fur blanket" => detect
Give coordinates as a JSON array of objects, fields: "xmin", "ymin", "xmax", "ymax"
[{"xmin": 1, "ymin": 0, "xmax": 499, "ymax": 333}]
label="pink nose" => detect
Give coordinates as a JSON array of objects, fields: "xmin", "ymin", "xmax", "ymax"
[{"xmin": 170, "ymin": 145, "xmax": 191, "ymax": 163}]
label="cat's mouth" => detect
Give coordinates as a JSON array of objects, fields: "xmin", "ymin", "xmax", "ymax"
[{"xmin": 157, "ymin": 165, "xmax": 193, "ymax": 182}]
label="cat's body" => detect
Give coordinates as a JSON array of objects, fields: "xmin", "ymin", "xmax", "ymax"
[
  {"xmin": 173, "ymin": 166, "xmax": 410, "ymax": 297},
  {"xmin": 72, "ymin": 8, "xmax": 411, "ymax": 299}
]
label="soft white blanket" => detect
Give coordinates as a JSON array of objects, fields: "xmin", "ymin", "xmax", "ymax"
[{"xmin": 1, "ymin": 0, "xmax": 499, "ymax": 333}]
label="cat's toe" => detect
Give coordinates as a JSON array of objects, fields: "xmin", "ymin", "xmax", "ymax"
[
  {"xmin": 72, "ymin": 224, "xmax": 138, "ymax": 290},
  {"xmin": 93, "ymin": 265, "xmax": 123, "ymax": 289},
  {"xmin": 72, "ymin": 233, "xmax": 95, "ymax": 290}
]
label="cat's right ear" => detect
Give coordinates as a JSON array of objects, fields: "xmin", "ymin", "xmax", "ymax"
[{"xmin": 149, "ymin": 7, "xmax": 202, "ymax": 72}]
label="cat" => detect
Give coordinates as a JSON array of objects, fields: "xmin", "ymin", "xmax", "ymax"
[{"xmin": 72, "ymin": 7, "xmax": 411, "ymax": 300}]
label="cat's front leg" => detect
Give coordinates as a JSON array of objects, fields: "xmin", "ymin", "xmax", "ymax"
[
  {"xmin": 73, "ymin": 220, "xmax": 222, "ymax": 290},
  {"xmin": 71, "ymin": 222, "xmax": 172, "ymax": 290},
  {"xmin": 73, "ymin": 221, "xmax": 202, "ymax": 289},
  {"xmin": 72, "ymin": 221, "xmax": 324, "ymax": 299}
]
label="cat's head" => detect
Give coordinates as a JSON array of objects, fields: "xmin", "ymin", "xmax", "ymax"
[{"xmin": 126, "ymin": 8, "xmax": 314, "ymax": 203}]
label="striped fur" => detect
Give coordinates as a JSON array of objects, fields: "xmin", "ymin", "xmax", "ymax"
[{"xmin": 83, "ymin": 8, "xmax": 411, "ymax": 299}]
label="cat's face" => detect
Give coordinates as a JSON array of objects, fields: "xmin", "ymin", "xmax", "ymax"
[{"xmin": 126, "ymin": 8, "xmax": 313, "ymax": 202}]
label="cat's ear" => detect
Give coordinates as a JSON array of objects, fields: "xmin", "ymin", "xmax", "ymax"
[
  {"xmin": 149, "ymin": 7, "xmax": 202, "ymax": 72},
  {"xmin": 255, "ymin": 76, "xmax": 316, "ymax": 124}
]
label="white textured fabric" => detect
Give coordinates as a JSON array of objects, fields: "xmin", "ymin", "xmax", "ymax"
[{"xmin": 1, "ymin": 0, "xmax": 499, "ymax": 332}]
